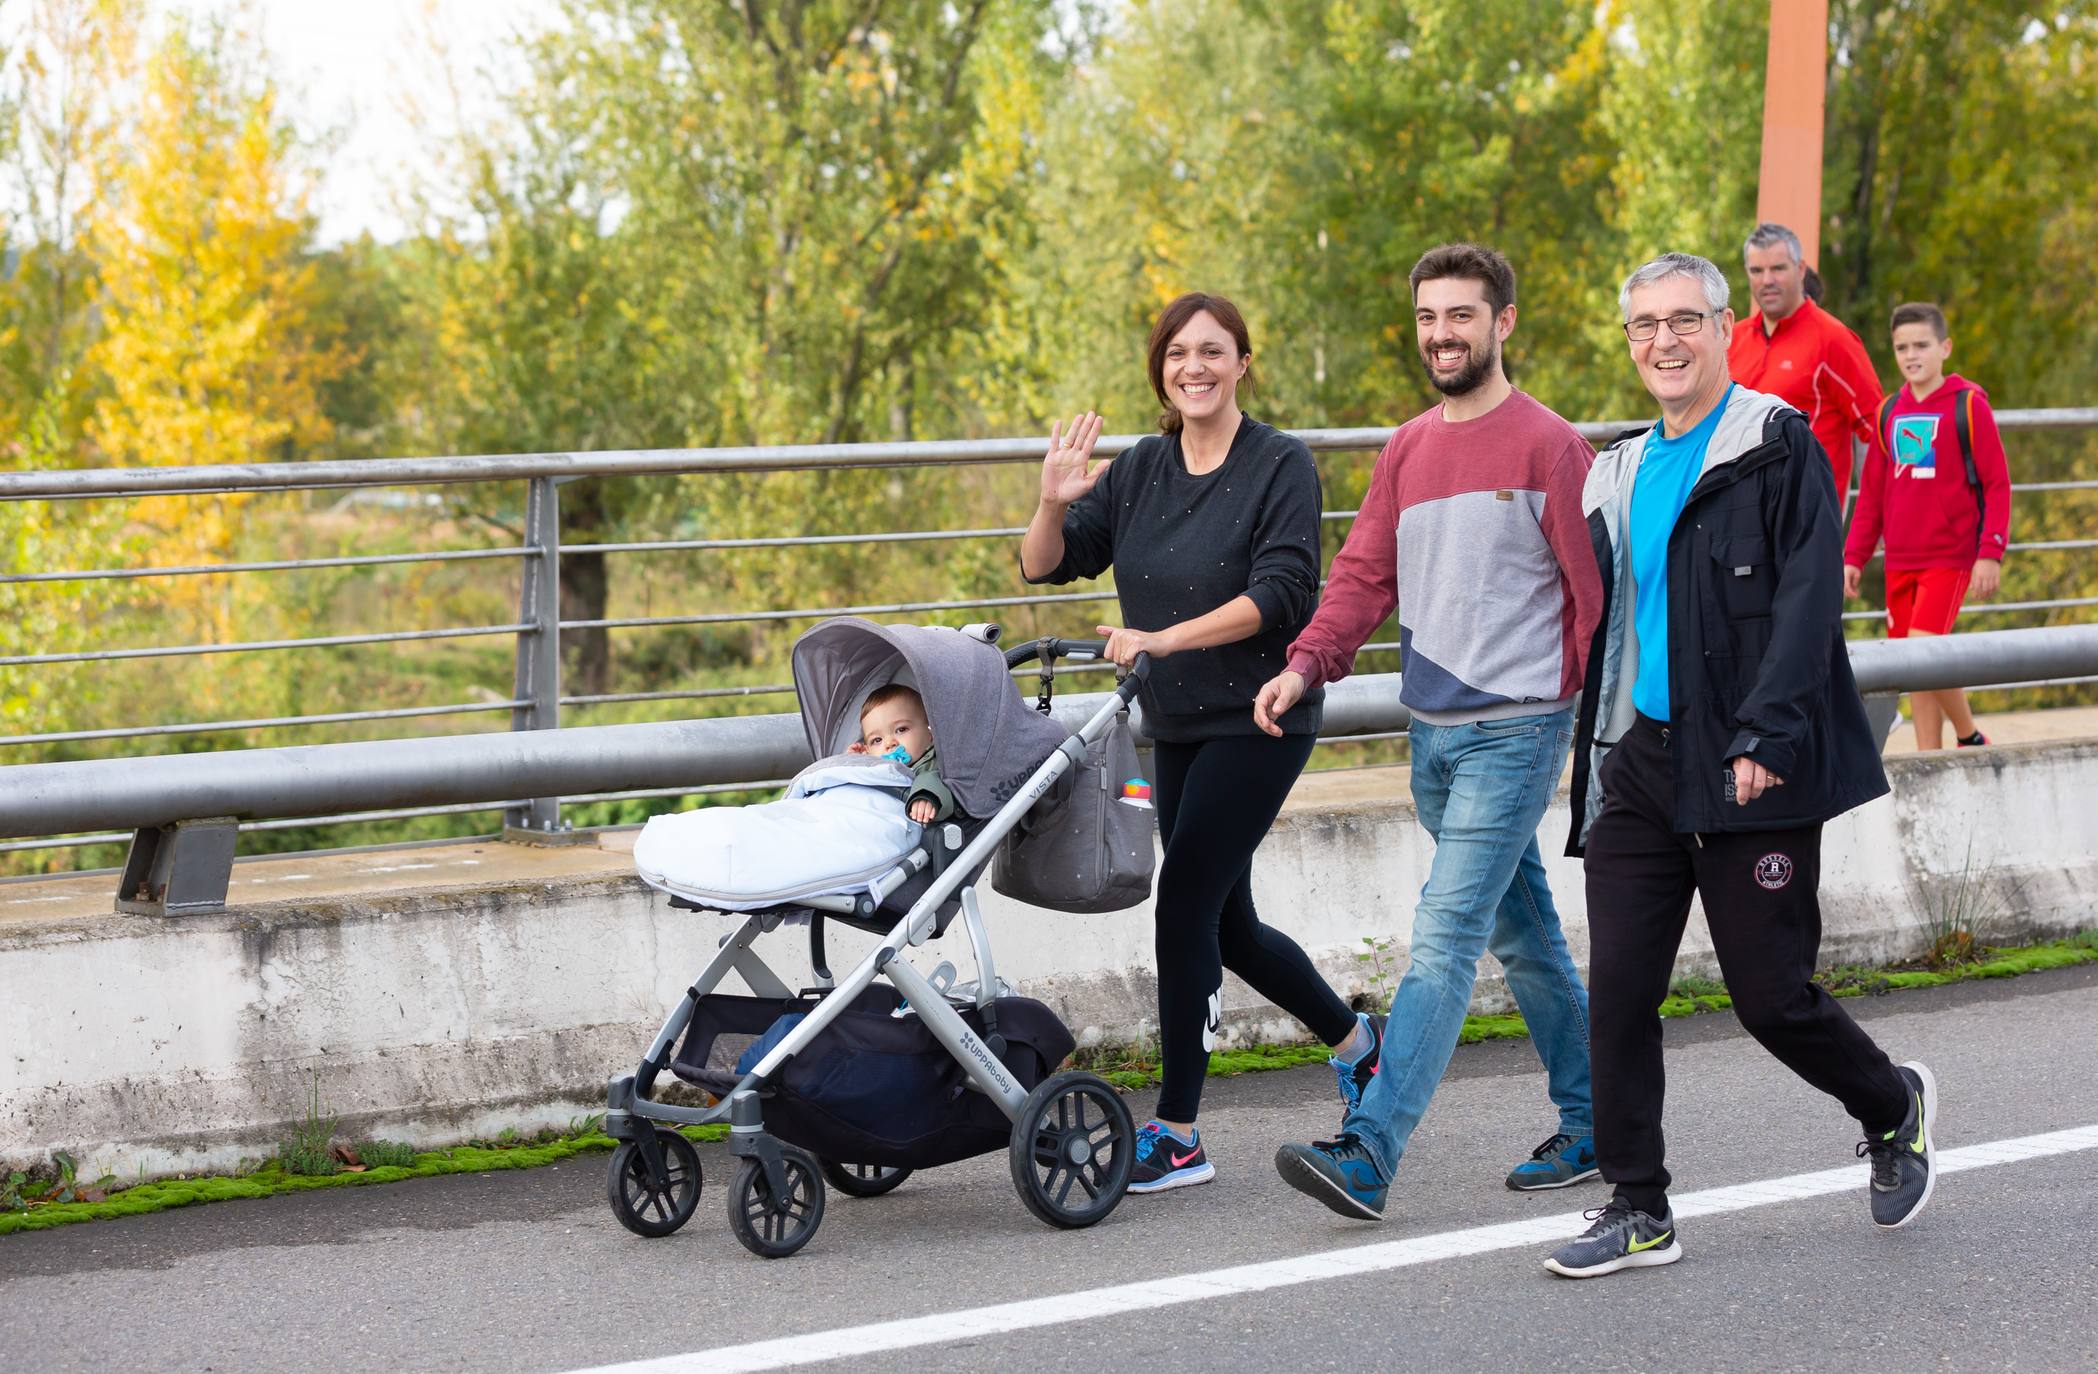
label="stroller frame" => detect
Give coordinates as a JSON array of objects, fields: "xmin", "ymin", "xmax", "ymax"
[{"xmin": 603, "ymin": 634, "xmax": 1150, "ymax": 1255}]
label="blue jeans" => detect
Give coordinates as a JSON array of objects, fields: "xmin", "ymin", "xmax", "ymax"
[{"xmin": 1343, "ymin": 707, "xmax": 1593, "ymax": 1182}]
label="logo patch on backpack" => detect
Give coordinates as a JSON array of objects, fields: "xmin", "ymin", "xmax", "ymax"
[{"xmin": 1754, "ymin": 853, "xmax": 1794, "ymax": 890}]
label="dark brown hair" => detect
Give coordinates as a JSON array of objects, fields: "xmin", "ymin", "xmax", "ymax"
[
  {"xmin": 859, "ymin": 683, "xmax": 923, "ymax": 725},
  {"xmin": 1408, "ymin": 242, "xmax": 1517, "ymax": 317},
  {"xmin": 1146, "ymin": 292, "xmax": 1255, "ymax": 434},
  {"xmin": 1890, "ymin": 301, "xmax": 1949, "ymax": 340}
]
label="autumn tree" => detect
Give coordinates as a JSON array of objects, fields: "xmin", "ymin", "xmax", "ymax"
[{"xmin": 83, "ymin": 14, "xmax": 340, "ymax": 640}]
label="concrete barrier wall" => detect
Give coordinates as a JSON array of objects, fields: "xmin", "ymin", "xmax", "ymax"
[{"xmin": 6, "ymin": 739, "xmax": 2096, "ymax": 1180}]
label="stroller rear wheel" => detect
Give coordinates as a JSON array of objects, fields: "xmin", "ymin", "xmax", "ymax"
[
  {"xmin": 1009, "ymin": 1070, "xmax": 1135, "ymax": 1229},
  {"xmin": 818, "ymin": 1158, "xmax": 913, "ymax": 1198},
  {"xmin": 728, "ymin": 1144, "xmax": 826, "ymax": 1258},
  {"xmin": 605, "ymin": 1129, "xmax": 702, "ymax": 1238}
]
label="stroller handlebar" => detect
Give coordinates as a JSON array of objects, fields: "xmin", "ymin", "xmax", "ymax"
[{"xmin": 1002, "ymin": 637, "xmax": 1153, "ymax": 697}]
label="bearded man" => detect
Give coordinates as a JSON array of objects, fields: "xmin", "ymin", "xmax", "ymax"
[{"xmin": 1259, "ymin": 242, "xmax": 1606, "ymax": 1218}]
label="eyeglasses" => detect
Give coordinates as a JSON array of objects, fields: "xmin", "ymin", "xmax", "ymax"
[{"xmin": 1623, "ymin": 311, "xmax": 1718, "ymax": 342}]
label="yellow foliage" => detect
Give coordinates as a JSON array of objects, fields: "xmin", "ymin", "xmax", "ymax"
[{"xmin": 82, "ymin": 21, "xmax": 341, "ymax": 640}]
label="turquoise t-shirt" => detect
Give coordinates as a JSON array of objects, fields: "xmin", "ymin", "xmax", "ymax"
[{"xmin": 1629, "ymin": 387, "xmax": 1732, "ymax": 720}]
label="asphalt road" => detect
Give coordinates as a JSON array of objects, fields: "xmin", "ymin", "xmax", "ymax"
[{"xmin": 5, "ymin": 963, "xmax": 2096, "ymax": 1374}]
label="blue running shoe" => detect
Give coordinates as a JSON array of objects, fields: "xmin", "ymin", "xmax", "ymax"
[
  {"xmin": 1330, "ymin": 1012, "xmax": 1386, "ymax": 1118},
  {"xmin": 1506, "ymin": 1132, "xmax": 1600, "ymax": 1191},
  {"xmin": 1274, "ymin": 1133, "xmax": 1387, "ymax": 1220},
  {"xmin": 1127, "ymin": 1121, "xmax": 1215, "ymax": 1194}
]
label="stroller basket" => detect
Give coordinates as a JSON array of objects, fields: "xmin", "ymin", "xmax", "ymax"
[{"xmin": 671, "ymin": 987, "xmax": 1076, "ymax": 1171}]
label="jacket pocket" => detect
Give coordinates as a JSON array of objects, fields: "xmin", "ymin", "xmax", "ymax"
[{"xmin": 1708, "ymin": 535, "xmax": 1776, "ymax": 626}]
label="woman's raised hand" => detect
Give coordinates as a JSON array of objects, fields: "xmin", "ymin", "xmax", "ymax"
[{"xmin": 1040, "ymin": 412, "xmax": 1108, "ymax": 508}]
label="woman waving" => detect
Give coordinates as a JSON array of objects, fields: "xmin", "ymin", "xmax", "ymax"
[{"xmin": 1021, "ymin": 292, "xmax": 1378, "ymax": 1194}]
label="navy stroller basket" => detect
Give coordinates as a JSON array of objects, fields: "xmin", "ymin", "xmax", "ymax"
[{"xmin": 671, "ymin": 987, "xmax": 1075, "ymax": 1171}]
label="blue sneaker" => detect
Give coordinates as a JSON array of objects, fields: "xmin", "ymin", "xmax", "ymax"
[
  {"xmin": 1505, "ymin": 1132, "xmax": 1600, "ymax": 1191},
  {"xmin": 1274, "ymin": 1133, "xmax": 1387, "ymax": 1220},
  {"xmin": 1330, "ymin": 1012, "xmax": 1386, "ymax": 1117},
  {"xmin": 1127, "ymin": 1121, "xmax": 1215, "ymax": 1194}
]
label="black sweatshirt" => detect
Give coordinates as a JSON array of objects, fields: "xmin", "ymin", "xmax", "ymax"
[{"xmin": 1023, "ymin": 416, "xmax": 1325, "ymax": 741}]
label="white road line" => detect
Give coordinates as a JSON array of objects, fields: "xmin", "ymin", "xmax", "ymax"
[{"xmin": 558, "ymin": 1123, "xmax": 2098, "ymax": 1374}]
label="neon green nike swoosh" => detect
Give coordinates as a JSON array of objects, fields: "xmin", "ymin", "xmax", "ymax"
[{"xmin": 1628, "ymin": 1229, "xmax": 1673, "ymax": 1253}]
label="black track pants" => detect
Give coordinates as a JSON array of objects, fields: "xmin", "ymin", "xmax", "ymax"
[
  {"xmin": 1584, "ymin": 714, "xmax": 1909, "ymax": 1214},
  {"xmin": 1151, "ymin": 732, "xmax": 1357, "ymax": 1123}
]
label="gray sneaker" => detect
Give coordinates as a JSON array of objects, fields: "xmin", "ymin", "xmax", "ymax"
[
  {"xmin": 1859, "ymin": 1061, "xmax": 1937, "ymax": 1229},
  {"xmin": 1543, "ymin": 1197, "xmax": 1681, "ymax": 1279}
]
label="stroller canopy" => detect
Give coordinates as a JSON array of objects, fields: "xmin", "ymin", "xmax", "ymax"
[{"xmin": 791, "ymin": 619, "xmax": 1069, "ymax": 820}]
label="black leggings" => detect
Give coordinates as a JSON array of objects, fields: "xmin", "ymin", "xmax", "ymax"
[{"xmin": 1151, "ymin": 732, "xmax": 1358, "ymax": 1122}]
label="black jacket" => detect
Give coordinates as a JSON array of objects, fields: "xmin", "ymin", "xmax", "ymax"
[{"xmin": 1566, "ymin": 386, "xmax": 1889, "ymax": 854}]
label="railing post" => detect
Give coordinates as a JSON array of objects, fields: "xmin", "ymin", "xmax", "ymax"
[{"xmin": 505, "ymin": 475, "xmax": 570, "ymax": 840}]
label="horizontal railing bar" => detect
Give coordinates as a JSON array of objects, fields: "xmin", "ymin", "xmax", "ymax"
[
  {"xmin": 5, "ymin": 626, "xmax": 2095, "ymax": 839},
  {"xmin": 0, "ymin": 623, "xmax": 534, "ymax": 668},
  {"xmin": 1314, "ymin": 730, "xmax": 1414, "ymax": 747},
  {"xmin": 4, "ymin": 410, "xmax": 2089, "ymax": 501},
  {"xmin": 561, "ymin": 657, "xmax": 1129, "ymax": 710},
  {"xmin": 1842, "ymin": 596, "xmax": 2098, "ymax": 622},
  {"xmin": 565, "ymin": 527, "xmax": 1026, "ymax": 555},
  {"xmin": 562, "ymin": 684, "xmax": 796, "ymax": 707},
  {"xmin": 565, "ymin": 781, "xmax": 792, "ymax": 805},
  {"xmin": 562, "ymin": 589, "xmax": 1114, "ymax": 631},
  {"xmin": 0, "ymin": 778, "xmax": 813, "ymax": 852},
  {"xmin": 0, "ymin": 546, "xmax": 535, "ymax": 587},
  {"xmin": 1965, "ymin": 673, "xmax": 2098, "ymax": 692},
  {"xmin": 0, "ymin": 699, "xmax": 527, "ymax": 747},
  {"xmin": 0, "ymin": 832, "xmax": 129, "ymax": 852}
]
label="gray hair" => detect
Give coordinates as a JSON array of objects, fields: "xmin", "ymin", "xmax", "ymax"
[
  {"xmin": 1618, "ymin": 252, "xmax": 1731, "ymax": 319},
  {"xmin": 1743, "ymin": 222, "xmax": 1804, "ymax": 265}
]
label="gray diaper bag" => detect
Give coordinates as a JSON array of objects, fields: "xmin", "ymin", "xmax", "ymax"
[{"xmin": 991, "ymin": 706, "xmax": 1156, "ymax": 913}]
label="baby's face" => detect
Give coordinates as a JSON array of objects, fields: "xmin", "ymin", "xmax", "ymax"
[{"xmin": 860, "ymin": 699, "xmax": 932, "ymax": 762}]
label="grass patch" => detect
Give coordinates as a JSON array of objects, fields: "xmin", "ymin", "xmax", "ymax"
[{"xmin": 0, "ymin": 1120, "xmax": 726, "ymax": 1237}]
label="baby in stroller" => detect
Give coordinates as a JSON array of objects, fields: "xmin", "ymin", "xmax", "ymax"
[
  {"xmin": 601, "ymin": 617, "xmax": 1156, "ymax": 1258},
  {"xmin": 845, "ymin": 684, "xmax": 954, "ymax": 825},
  {"xmin": 630, "ymin": 678, "xmax": 957, "ymax": 913}
]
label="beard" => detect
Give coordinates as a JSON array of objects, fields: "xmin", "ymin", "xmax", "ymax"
[{"xmin": 1420, "ymin": 335, "xmax": 1499, "ymax": 396}]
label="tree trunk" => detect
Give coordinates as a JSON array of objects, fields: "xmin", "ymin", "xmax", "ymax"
[{"xmin": 558, "ymin": 482, "xmax": 613, "ymax": 699}]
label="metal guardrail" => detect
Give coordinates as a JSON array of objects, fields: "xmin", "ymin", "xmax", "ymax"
[
  {"xmin": 2, "ymin": 410, "xmax": 2093, "ymax": 875},
  {"xmin": 4, "ymin": 623, "xmax": 2097, "ymax": 913}
]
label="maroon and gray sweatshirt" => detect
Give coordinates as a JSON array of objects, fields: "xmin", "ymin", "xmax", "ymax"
[{"xmin": 1286, "ymin": 390, "xmax": 1603, "ymax": 723}]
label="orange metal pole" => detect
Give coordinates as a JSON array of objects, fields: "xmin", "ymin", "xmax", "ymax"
[{"xmin": 1756, "ymin": 0, "xmax": 1829, "ymax": 267}]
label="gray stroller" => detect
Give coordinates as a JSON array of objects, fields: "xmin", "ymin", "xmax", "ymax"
[{"xmin": 601, "ymin": 617, "xmax": 1151, "ymax": 1257}]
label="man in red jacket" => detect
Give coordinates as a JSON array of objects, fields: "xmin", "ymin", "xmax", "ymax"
[
  {"xmin": 1727, "ymin": 223, "xmax": 1884, "ymax": 504},
  {"xmin": 1844, "ymin": 302, "xmax": 2012, "ymax": 749}
]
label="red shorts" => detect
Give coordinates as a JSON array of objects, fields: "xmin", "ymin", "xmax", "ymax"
[{"xmin": 1886, "ymin": 567, "xmax": 1970, "ymax": 638}]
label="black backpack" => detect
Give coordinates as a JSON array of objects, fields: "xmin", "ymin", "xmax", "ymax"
[{"xmin": 1878, "ymin": 387, "xmax": 1986, "ymax": 552}]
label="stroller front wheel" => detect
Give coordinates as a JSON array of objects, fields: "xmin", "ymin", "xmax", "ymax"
[
  {"xmin": 606, "ymin": 1130, "xmax": 703, "ymax": 1238},
  {"xmin": 728, "ymin": 1144, "xmax": 827, "ymax": 1258},
  {"xmin": 1009, "ymin": 1070, "xmax": 1135, "ymax": 1229},
  {"xmin": 818, "ymin": 1158, "xmax": 913, "ymax": 1198}
]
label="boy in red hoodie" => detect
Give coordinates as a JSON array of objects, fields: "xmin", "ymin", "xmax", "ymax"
[{"xmin": 1843, "ymin": 302, "xmax": 2012, "ymax": 749}]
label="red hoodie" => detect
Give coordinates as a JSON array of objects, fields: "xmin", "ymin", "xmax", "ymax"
[{"xmin": 1843, "ymin": 374, "xmax": 2010, "ymax": 573}]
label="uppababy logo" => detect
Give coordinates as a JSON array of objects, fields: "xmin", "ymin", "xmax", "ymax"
[{"xmin": 1754, "ymin": 853, "xmax": 1795, "ymax": 890}]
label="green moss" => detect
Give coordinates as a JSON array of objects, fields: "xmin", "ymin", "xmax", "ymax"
[{"xmin": 0, "ymin": 1124, "xmax": 724, "ymax": 1237}]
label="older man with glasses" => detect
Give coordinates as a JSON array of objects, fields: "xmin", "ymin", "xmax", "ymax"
[{"xmin": 1545, "ymin": 252, "xmax": 1939, "ymax": 1280}]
